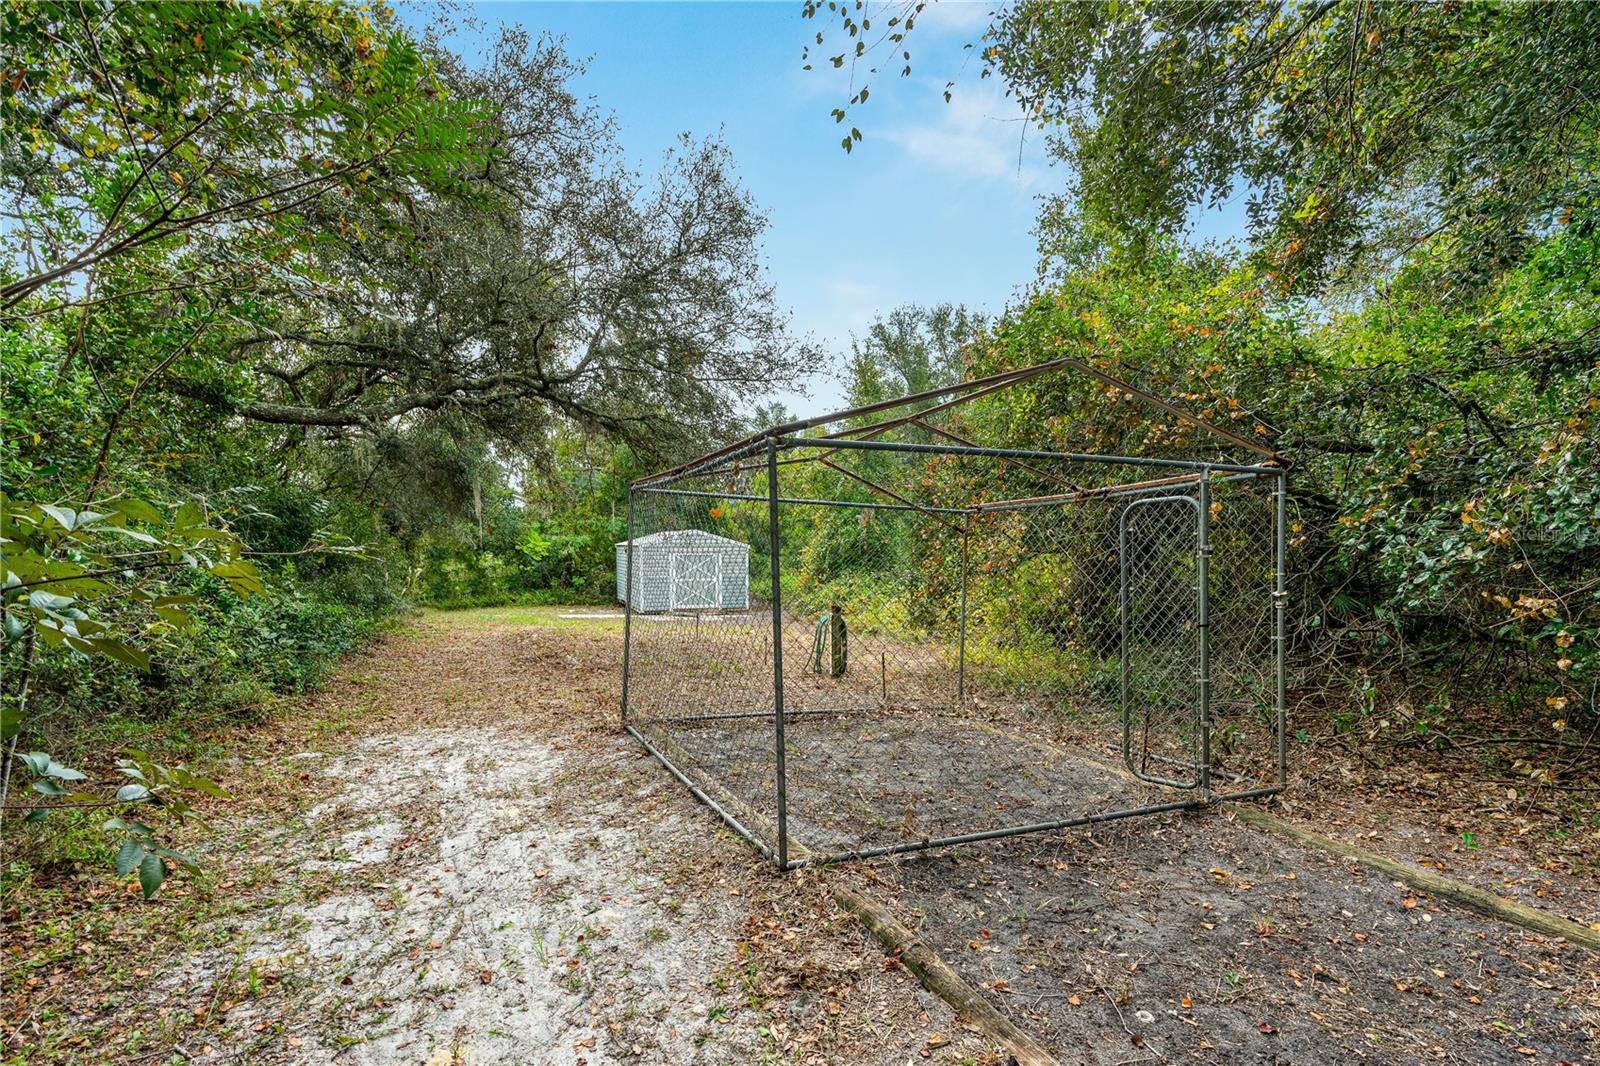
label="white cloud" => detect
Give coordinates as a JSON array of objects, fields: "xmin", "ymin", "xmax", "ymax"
[
  {"xmin": 880, "ymin": 82, "xmax": 1048, "ymax": 188},
  {"xmin": 816, "ymin": 278, "xmax": 884, "ymax": 349}
]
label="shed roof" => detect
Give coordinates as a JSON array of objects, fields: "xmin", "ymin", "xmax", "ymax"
[{"xmin": 617, "ymin": 530, "xmax": 749, "ymax": 549}]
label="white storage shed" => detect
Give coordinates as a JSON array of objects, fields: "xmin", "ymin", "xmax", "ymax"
[{"xmin": 616, "ymin": 530, "xmax": 750, "ymax": 612}]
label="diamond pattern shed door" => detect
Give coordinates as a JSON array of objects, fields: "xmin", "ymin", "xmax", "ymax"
[{"xmin": 669, "ymin": 551, "xmax": 721, "ymax": 610}]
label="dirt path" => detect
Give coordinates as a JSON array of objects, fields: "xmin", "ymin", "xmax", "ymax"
[
  {"xmin": 5, "ymin": 608, "xmax": 1597, "ymax": 1065},
  {"xmin": 3, "ymin": 610, "xmax": 1000, "ymax": 1065}
]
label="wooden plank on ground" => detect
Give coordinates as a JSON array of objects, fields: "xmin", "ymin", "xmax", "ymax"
[
  {"xmin": 835, "ymin": 886, "xmax": 1062, "ymax": 1066},
  {"xmin": 1227, "ymin": 803, "xmax": 1600, "ymax": 954}
]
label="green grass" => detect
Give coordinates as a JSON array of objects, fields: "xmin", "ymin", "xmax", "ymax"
[{"xmin": 423, "ymin": 604, "xmax": 626, "ymax": 632}]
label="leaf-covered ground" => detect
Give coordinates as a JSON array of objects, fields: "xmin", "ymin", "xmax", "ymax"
[{"xmin": 3, "ymin": 607, "xmax": 1596, "ymax": 1064}]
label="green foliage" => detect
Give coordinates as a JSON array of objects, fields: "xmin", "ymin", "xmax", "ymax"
[
  {"xmin": 2, "ymin": 2, "xmax": 805, "ymax": 897},
  {"xmin": 0, "ymin": 0, "xmax": 491, "ymax": 895},
  {"xmin": 11, "ymin": 743, "xmax": 227, "ymax": 899},
  {"xmin": 758, "ymin": 230, "xmax": 1595, "ymax": 734},
  {"xmin": 837, "ymin": 1, "xmax": 1600, "ymax": 293},
  {"xmin": 408, "ymin": 428, "xmax": 640, "ymax": 609},
  {"xmin": 3, "ymin": 495, "xmax": 262, "ymax": 674},
  {"xmin": 845, "ymin": 303, "xmax": 983, "ymax": 408},
  {"xmin": 965, "ymin": 227, "xmax": 1599, "ymax": 721},
  {"xmin": 2, "ymin": 0, "xmax": 494, "ymax": 308},
  {"xmin": 811, "ymin": 2, "xmax": 1600, "ymax": 296}
]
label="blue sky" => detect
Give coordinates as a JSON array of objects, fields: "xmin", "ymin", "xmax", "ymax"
[
  {"xmin": 405, "ymin": 2, "xmax": 1241, "ymax": 418},
  {"xmin": 404, "ymin": 1, "xmax": 1047, "ymax": 415}
]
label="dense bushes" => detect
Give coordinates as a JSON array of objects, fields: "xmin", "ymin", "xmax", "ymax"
[
  {"xmin": 764, "ymin": 231, "xmax": 1597, "ymax": 738},
  {"xmin": 22, "ymin": 561, "xmax": 399, "ymax": 769},
  {"xmin": 981, "ymin": 234, "xmax": 1598, "ymax": 722},
  {"xmin": 413, "ymin": 513, "xmax": 624, "ymax": 609},
  {"xmin": 409, "ymin": 445, "xmax": 637, "ymax": 609}
]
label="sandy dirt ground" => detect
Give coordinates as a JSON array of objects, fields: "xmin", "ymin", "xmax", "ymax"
[
  {"xmin": 3, "ymin": 609, "xmax": 1001, "ymax": 1065},
  {"xmin": 4, "ymin": 606, "xmax": 1597, "ymax": 1066}
]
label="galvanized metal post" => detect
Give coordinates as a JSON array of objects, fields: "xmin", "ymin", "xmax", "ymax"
[
  {"xmin": 766, "ymin": 437, "xmax": 789, "ymax": 870},
  {"xmin": 1274, "ymin": 469, "xmax": 1288, "ymax": 788},
  {"xmin": 1196, "ymin": 471, "xmax": 1213, "ymax": 802},
  {"xmin": 1119, "ymin": 506, "xmax": 1132, "ymax": 770},
  {"xmin": 620, "ymin": 488, "xmax": 636, "ymax": 727},
  {"xmin": 957, "ymin": 511, "xmax": 970, "ymax": 704}
]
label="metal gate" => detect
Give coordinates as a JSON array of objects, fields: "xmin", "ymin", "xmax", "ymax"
[{"xmin": 1120, "ymin": 493, "xmax": 1208, "ymax": 792}]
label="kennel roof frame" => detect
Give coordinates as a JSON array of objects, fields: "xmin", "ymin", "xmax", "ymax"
[{"xmin": 632, "ymin": 353, "xmax": 1288, "ymax": 513}]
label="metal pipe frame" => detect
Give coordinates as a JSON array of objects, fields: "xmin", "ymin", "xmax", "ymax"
[
  {"xmin": 1197, "ymin": 470, "xmax": 1213, "ymax": 803},
  {"xmin": 685, "ymin": 368, "xmax": 1068, "ymax": 484},
  {"xmin": 786, "ymin": 781, "xmax": 1285, "ymax": 868},
  {"xmin": 639, "ymin": 467, "xmax": 1265, "ymax": 517},
  {"xmin": 633, "ymin": 485, "xmax": 968, "ymax": 516},
  {"xmin": 911, "ymin": 416, "xmax": 1087, "ymax": 495},
  {"xmin": 816, "ymin": 457, "xmax": 966, "ymax": 533},
  {"xmin": 619, "ymin": 489, "xmax": 636, "ymax": 726},
  {"xmin": 781, "ymin": 436, "xmax": 1280, "ymax": 478},
  {"xmin": 1274, "ymin": 469, "xmax": 1289, "ymax": 789},
  {"xmin": 634, "ymin": 349, "xmax": 1282, "ymax": 492},
  {"xmin": 957, "ymin": 512, "xmax": 970, "ymax": 704},
  {"xmin": 626, "ymin": 725, "xmax": 773, "ymax": 861},
  {"xmin": 634, "ymin": 435, "xmax": 774, "ymax": 489},
  {"xmin": 633, "ymin": 357, "xmax": 1066, "ymax": 489},
  {"xmin": 970, "ymin": 468, "xmax": 1271, "ymax": 513},
  {"xmin": 629, "ymin": 715, "xmax": 1285, "ymax": 872},
  {"xmin": 641, "ymin": 704, "xmax": 891, "ymax": 726},
  {"xmin": 766, "ymin": 437, "xmax": 790, "ymax": 870}
]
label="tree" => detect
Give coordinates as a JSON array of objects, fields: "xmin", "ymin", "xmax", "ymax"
[
  {"xmin": 807, "ymin": 2, "xmax": 1600, "ymax": 294},
  {"xmin": 1, "ymin": 0, "xmax": 493, "ymax": 895},
  {"xmin": 846, "ymin": 303, "xmax": 983, "ymax": 408},
  {"xmin": 196, "ymin": 28, "xmax": 814, "ymax": 462},
  {"xmin": 1, "ymin": 0, "xmax": 493, "ymax": 311}
]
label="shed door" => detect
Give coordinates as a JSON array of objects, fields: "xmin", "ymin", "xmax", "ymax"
[{"xmin": 669, "ymin": 551, "xmax": 721, "ymax": 610}]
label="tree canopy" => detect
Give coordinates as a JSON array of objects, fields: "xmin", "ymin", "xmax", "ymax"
[
  {"xmin": 809, "ymin": 1, "xmax": 1600, "ymax": 293},
  {"xmin": 991, "ymin": 0, "xmax": 1600, "ymax": 291}
]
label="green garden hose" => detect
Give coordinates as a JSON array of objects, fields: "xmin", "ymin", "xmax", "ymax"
[{"xmin": 810, "ymin": 604, "xmax": 847, "ymax": 677}]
